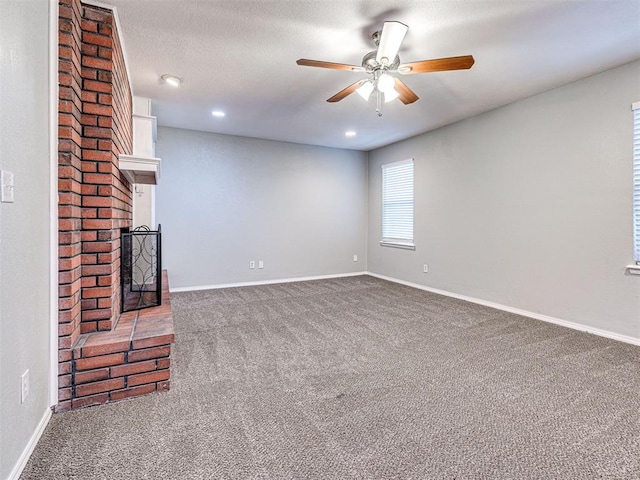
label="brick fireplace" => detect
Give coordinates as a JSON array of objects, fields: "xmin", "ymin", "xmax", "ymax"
[{"xmin": 57, "ymin": 0, "xmax": 174, "ymax": 412}]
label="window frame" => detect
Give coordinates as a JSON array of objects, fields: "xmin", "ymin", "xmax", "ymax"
[{"xmin": 380, "ymin": 158, "xmax": 415, "ymax": 250}]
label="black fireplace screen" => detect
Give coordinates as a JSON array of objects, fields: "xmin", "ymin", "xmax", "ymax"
[{"xmin": 121, "ymin": 225, "xmax": 162, "ymax": 312}]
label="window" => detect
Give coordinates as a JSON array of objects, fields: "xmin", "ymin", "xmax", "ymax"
[
  {"xmin": 633, "ymin": 102, "xmax": 640, "ymax": 264},
  {"xmin": 381, "ymin": 159, "xmax": 414, "ymax": 249}
]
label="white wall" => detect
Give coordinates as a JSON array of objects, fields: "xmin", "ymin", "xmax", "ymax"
[
  {"xmin": 132, "ymin": 184, "xmax": 155, "ymax": 228},
  {"xmin": 368, "ymin": 60, "xmax": 640, "ymax": 340},
  {"xmin": 155, "ymin": 127, "xmax": 368, "ymax": 289},
  {"xmin": 0, "ymin": 1, "xmax": 53, "ymax": 479}
]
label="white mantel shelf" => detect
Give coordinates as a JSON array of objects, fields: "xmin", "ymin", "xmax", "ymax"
[{"xmin": 119, "ymin": 154, "xmax": 161, "ymax": 185}]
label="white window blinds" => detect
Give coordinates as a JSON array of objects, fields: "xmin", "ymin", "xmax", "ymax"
[
  {"xmin": 381, "ymin": 159, "xmax": 414, "ymax": 247},
  {"xmin": 633, "ymin": 102, "xmax": 640, "ymax": 264}
]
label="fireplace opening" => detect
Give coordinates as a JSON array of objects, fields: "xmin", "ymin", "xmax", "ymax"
[{"xmin": 121, "ymin": 225, "xmax": 162, "ymax": 312}]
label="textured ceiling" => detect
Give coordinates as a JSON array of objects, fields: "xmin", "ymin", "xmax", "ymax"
[{"xmin": 100, "ymin": 0, "xmax": 640, "ymax": 151}]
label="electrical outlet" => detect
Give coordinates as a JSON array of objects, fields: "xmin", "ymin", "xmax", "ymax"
[
  {"xmin": 423, "ymin": 264, "xmax": 428, "ymax": 273},
  {"xmin": 21, "ymin": 370, "xmax": 29, "ymax": 403},
  {"xmin": 353, "ymin": 254, "xmax": 358, "ymax": 262},
  {"xmin": 249, "ymin": 261, "xmax": 255, "ymax": 269},
  {"xmin": 258, "ymin": 260, "xmax": 264, "ymax": 269}
]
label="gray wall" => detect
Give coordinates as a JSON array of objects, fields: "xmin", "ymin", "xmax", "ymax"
[
  {"xmin": 368, "ymin": 60, "xmax": 640, "ymax": 339},
  {"xmin": 0, "ymin": 1, "xmax": 53, "ymax": 478},
  {"xmin": 155, "ymin": 127, "xmax": 368, "ymax": 289}
]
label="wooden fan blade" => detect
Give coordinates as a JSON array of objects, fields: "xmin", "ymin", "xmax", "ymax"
[
  {"xmin": 393, "ymin": 78, "xmax": 419, "ymax": 105},
  {"xmin": 398, "ymin": 55, "xmax": 475, "ymax": 75},
  {"xmin": 327, "ymin": 80, "xmax": 363, "ymax": 103},
  {"xmin": 297, "ymin": 59, "xmax": 365, "ymax": 72}
]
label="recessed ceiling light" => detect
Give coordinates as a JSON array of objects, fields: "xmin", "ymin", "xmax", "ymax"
[
  {"xmin": 211, "ymin": 110, "xmax": 225, "ymax": 117},
  {"xmin": 161, "ymin": 74, "xmax": 182, "ymax": 87},
  {"xmin": 345, "ymin": 131, "xmax": 356, "ymax": 137}
]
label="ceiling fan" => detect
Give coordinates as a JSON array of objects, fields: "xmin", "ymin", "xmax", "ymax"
[{"xmin": 297, "ymin": 21, "xmax": 474, "ymax": 116}]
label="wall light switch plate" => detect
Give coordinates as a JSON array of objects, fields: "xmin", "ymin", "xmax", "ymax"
[
  {"xmin": 353, "ymin": 254, "xmax": 358, "ymax": 262},
  {"xmin": 1, "ymin": 170, "xmax": 14, "ymax": 203},
  {"xmin": 258, "ymin": 260, "xmax": 264, "ymax": 269}
]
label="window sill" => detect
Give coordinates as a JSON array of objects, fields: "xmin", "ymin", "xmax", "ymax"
[
  {"xmin": 626, "ymin": 264, "xmax": 640, "ymax": 275},
  {"xmin": 380, "ymin": 241, "xmax": 415, "ymax": 250}
]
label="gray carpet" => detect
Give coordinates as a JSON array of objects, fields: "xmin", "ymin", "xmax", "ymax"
[{"xmin": 21, "ymin": 275, "xmax": 640, "ymax": 479}]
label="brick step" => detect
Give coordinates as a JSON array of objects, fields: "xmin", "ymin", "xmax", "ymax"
[{"xmin": 59, "ymin": 270, "xmax": 175, "ymax": 411}]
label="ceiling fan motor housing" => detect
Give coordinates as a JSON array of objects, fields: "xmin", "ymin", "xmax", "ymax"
[{"xmin": 362, "ymin": 51, "xmax": 400, "ymax": 72}]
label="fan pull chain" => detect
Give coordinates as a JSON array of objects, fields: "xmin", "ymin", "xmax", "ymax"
[{"xmin": 376, "ymin": 90, "xmax": 382, "ymax": 117}]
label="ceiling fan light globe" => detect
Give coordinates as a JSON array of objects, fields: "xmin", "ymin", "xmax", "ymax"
[
  {"xmin": 356, "ymin": 81, "xmax": 374, "ymax": 101},
  {"xmin": 377, "ymin": 73, "xmax": 395, "ymax": 93},
  {"xmin": 384, "ymin": 88, "xmax": 400, "ymax": 103}
]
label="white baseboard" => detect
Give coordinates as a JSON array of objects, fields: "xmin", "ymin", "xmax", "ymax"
[
  {"xmin": 8, "ymin": 407, "xmax": 52, "ymax": 480},
  {"xmin": 367, "ymin": 272, "xmax": 640, "ymax": 347},
  {"xmin": 170, "ymin": 271, "xmax": 368, "ymax": 293}
]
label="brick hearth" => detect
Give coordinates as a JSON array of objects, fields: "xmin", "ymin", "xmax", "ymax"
[{"xmin": 68, "ymin": 271, "xmax": 174, "ymax": 410}]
